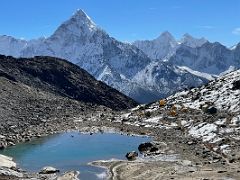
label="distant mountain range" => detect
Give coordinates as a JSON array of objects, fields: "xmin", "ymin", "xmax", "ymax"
[{"xmin": 0, "ymin": 9, "xmax": 239, "ymax": 103}]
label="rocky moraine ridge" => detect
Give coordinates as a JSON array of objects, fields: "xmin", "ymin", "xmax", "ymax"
[{"xmin": 0, "ymin": 54, "xmax": 240, "ymax": 180}]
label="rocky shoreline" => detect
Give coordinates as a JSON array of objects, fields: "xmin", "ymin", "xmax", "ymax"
[{"xmin": 1, "ymin": 105, "xmax": 240, "ymax": 180}]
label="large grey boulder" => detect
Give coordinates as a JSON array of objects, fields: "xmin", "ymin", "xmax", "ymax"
[{"xmin": 39, "ymin": 166, "xmax": 60, "ymax": 174}]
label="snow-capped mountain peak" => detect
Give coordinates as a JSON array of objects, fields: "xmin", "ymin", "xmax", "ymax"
[
  {"xmin": 155, "ymin": 31, "xmax": 178, "ymax": 47},
  {"xmin": 133, "ymin": 31, "xmax": 178, "ymax": 60},
  {"xmin": 52, "ymin": 9, "xmax": 97, "ymax": 38},
  {"xmin": 180, "ymin": 33, "xmax": 207, "ymax": 48},
  {"xmin": 133, "ymin": 32, "xmax": 209, "ymax": 61},
  {"xmin": 71, "ymin": 9, "xmax": 96, "ymax": 29},
  {"xmin": 157, "ymin": 31, "xmax": 175, "ymax": 42}
]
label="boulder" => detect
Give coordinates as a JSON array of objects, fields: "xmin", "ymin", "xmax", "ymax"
[
  {"xmin": 0, "ymin": 135, "xmax": 6, "ymax": 139},
  {"xmin": 125, "ymin": 151, "xmax": 138, "ymax": 161},
  {"xmin": 192, "ymin": 92, "xmax": 201, "ymax": 100},
  {"xmin": 39, "ymin": 166, "xmax": 60, "ymax": 174},
  {"xmin": 0, "ymin": 154, "xmax": 16, "ymax": 168},
  {"xmin": 0, "ymin": 143, "xmax": 6, "ymax": 150},
  {"xmin": 206, "ymin": 106, "xmax": 217, "ymax": 114},
  {"xmin": 138, "ymin": 142, "xmax": 154, "ymax": 153},
  {"xmin": 159, "ymin": 99, "xmax": 166, "ymax": 107},
  {"xmin": 57, "ymin": 171, "xmax": 80, "ymax": 180},
  {"xmin": 232, "ymin": 80, "xmax": 240, "ymax": 90},
  {"xmin": 0, "ymin": 167, "xmax": 23, "ymax": 178}
]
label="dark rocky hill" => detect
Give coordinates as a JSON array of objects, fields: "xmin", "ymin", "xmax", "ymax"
[{"xmin": 0, "ymin": 55, "xmax": 137, "ymax": 110}]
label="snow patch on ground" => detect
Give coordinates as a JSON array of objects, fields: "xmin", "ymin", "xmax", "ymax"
[
  {"xmin": 178, "ymin": 66, "xmax": 216, "ymax": 81},
  {"xmin": 189, "ymin": 123, "xmax": 218, "ymax": 142}
]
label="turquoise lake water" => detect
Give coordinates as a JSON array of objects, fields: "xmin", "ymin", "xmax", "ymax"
[{"xmin": 0, "ymin": 132, "xmax": 151, "ymax": 179}]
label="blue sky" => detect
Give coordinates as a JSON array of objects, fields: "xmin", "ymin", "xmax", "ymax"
[{"xmin": 0, "ymin": 0, "xmax": 239, "ymax": 47}]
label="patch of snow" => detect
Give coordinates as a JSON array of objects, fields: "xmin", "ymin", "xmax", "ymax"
[
  {"xmin": 96, "ymin": 171, "xmax": 107, "ymax": 179},
  {"xmin": 177, "ymin": 66, "xmax": 216, "ymax": 81},
  {"xmin": 189, "ymin": 123, "xmax": 218, "ymax": 142},
  {"xmin": 144, "ymin": 116, "xmax": 162, "ymax": 123},
  {"xmin": 215, "ymin": 118, "xmax": 227, "ymax": 125}
]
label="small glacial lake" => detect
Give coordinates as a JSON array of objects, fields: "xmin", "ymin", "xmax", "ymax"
[{"xmin": 0, "ymin": 132, "xmax": 151, "ymax": 179}]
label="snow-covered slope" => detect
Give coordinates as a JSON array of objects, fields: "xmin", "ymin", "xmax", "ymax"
[
  {"xmin": 179, "ymin": 33, "xmax": 207, "ymax": 48},
  {"xmin": 169, "ymin": 42, "xmax": 240, "ymax": 75},
  {"xmin": 130, "ymin": 61, "xmax": 208, "ymax": 102},
  {"xmin": 133, "ymin": 32, "xmax": 207, "ymax": 60},
  {"xmin": 122, "ymin": 69, "xmax": 240, "ymax": 159},
  {"xmin": 0, "ymin": 36, "xmax": 27, "ymax": 57},
  {"xmin": 167, "ymin": 69, "xmax": 240, "ymax": 113},
  {"xmin": 133, "ymin": 31, "xmax": 178, "ymax": 60},
  {"xmin": 133, "ymin": 32, "xmax": 239, "ymax": 76},
  {"xmin": 0, "ymin": 36, "xmax": 45, "ymax": 57}
]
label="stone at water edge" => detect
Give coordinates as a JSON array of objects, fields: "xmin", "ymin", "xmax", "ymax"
[
  {"xmin": 126, "ymin": 151, "xmax": 138, "ymax": 161},
  {"xmin": 0, "ymin": 167, "xmax": 23, "ymax": 178},
  {"xmin": 57, "ymin": 171, "xmax": 80, "ymax": 180},
  {"xmin": 39, "ymin": 166, "xmax": 60, "ymax": 174},
  {"xmin": 138, "ymin": 142, "xmax": 154, "ymax": 153},
  {"xmin": 0, "ymin": 143, "xmax": 6, "ymax": 150},
  {"xmin": 0, "ymin": 154, "xmax": 16, "ymax": 168}
]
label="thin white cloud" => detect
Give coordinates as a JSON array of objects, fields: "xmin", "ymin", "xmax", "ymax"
[
  {"xmin": 232, "ymin": 28, "xmax": 240, "ymax": 35},
  {"xmin": 196, "ymin": 25, "xmax": 215, "ymax": 29}
]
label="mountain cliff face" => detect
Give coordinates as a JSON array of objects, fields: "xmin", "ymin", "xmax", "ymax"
[
  {"xmin": 130, "ymin": 61, "xmax": 208, "ymax": 102},
  {"xmin": 21, "ymin": 10, "xmax": 151, "ymax": 79},
  {"xmin": 133, "ymin": 32, "xmax": 207, "ymax": 60},
  {"xmin": 0, "ymin": 55, "xmax": 137, "ymax": 110},
  {"xmin": 169, "ymin": 42, "xmax": 239, "ymax": 75},
  {"xmin": 0, "ymin": 35, "xmax": 27, "ymax": 57},
  {"xmin": 18, "ymin": 10, "xmax": 155, "ymax": 102},
  {"xmin": 133, "ymin": 31, "xmax": 178, "ymax": 60},
  {"xmin": 0, "ymin": 10, "xmax": 239, "ymax": 103},
  {"xmin": 179, "ymin": 34, "xmax": 207, "ymax": 48}
]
